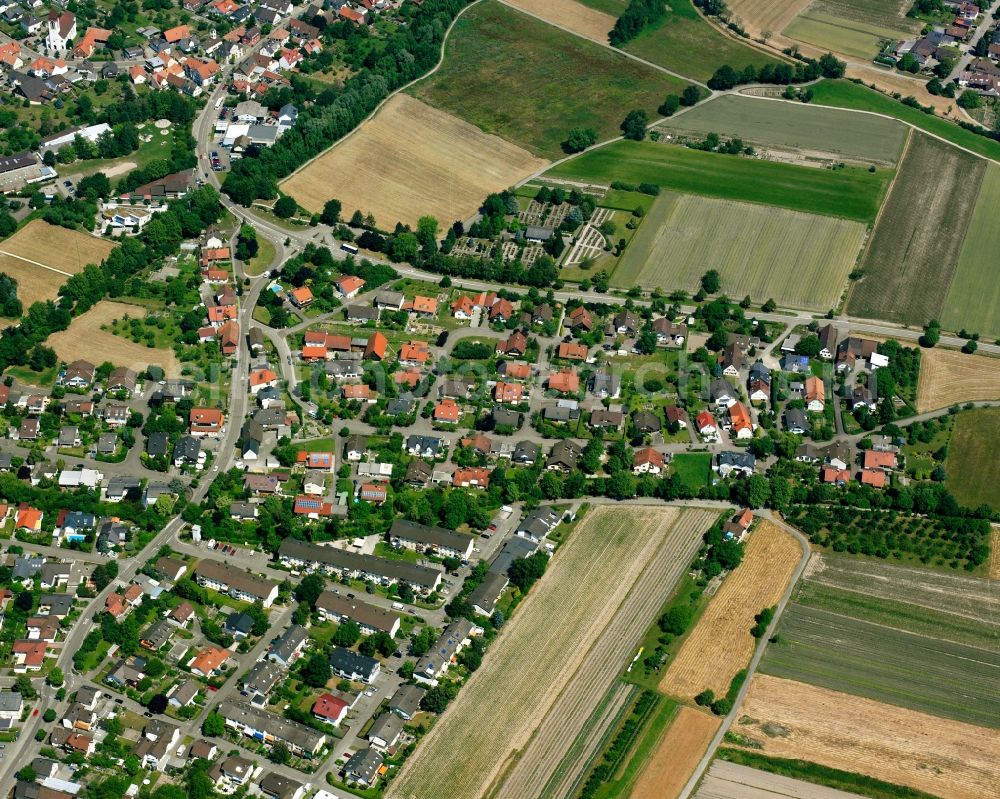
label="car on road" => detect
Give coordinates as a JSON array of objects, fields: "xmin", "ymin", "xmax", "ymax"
[
  {"xmin": 347, "ymin": 593, "xmax": 355, "ymax": 599},
  {"xmin": 33, "ymin": 709, "xmax": 39, "ymax": 716},
  {"xmin": 143, "ymin": 711, "xmax": 152, "ymax": 717},
  {"xmin": 115, "ymin": 698, "xmax": 123, "ymax": 705},
  {"xmin": 63, "ymin": 180, "xmax": 72, "ymax": 187}
]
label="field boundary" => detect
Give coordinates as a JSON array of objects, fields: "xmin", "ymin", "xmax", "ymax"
[
  {"xmin": 677, "ymin": 512, "xmax": 811, "ymax": 799},
  {"xmin": 0, "ymin": 250, "xmax": 75, "ymax": 277}
]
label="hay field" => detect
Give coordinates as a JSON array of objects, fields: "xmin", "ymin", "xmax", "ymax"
[
  {"xmin": 848, "ymin": 133, "xmax": 984, "ymax": 326},
  {"xmin": 660, "ymin": 522, "xmax": 803, "ymax": 699},
  {"xmin": 660, "ymin": 95, "xmax": 907, "ymax": 164},
  {"xmin": 990, "ymin": 528, "xmax": 1000, "ymax": 580},
  {"xmin": 942, "ymin": 165, "xmax": 1000, "ymax": 337},
  {"xmin": 0, "ymin": 220, "xmax": 114, "ymax": 308},
  {"xmin": 615, "ymin": 193, "xmax": 865, "ymax": 310},
  {"xmin": 725, "ymin": 0, "xmax": 811, "ymax": 39},
  {"xmin": 387, "ymin": 505, "xmax": 715, "ymax": 799},
  {"xmin": 410, "ymin": 0, "xmax": 684, "ymax": 158},
  {"xmin": 915, "ymin": 347, "xmax": 1000, "ymax": 412},
  {"xmin": 503, "ymin": 0, "xmax": 615, "ymax": 42},
  {"xmin": 547, "ymin": 141, "xmax": 889, "ymax": 222},
  {"xmin": 944, "ymin": 407, "xmax": 1000, "ymax": 512},
  {"xmin": 622, "ymin": 0, "xmax": 784, "ymax": 83},
  {"xmin": 280, "ymin": 95, "xmax": 547, "ymax": 229},
  {"xmin": 630, "ymin": 706, "xmax": 720, "ymax": 799},
  {"xmin": 47, "ymin": 301, "xmax": 181, "ymax": 377},
  {"xmin": 731, "ymin": 674, "xmax": 1000, "ymax": 799}
]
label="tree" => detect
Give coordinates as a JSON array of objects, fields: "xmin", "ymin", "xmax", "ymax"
[
  {"xmin": 273, "ymin": 195, "xmax": 298, "ymax": 218},
  {"xmin": 47, "ymin": 667, "xmax": 64, "ymax": 687},
  {"xmin": 680, "ymin": 85, "xmax": 701, "ymax": 106},
  {"xmin": 701, "ymin": 269, "xmax": 721, "ymax": 294},
  {"xmin": 420, "ymin": 684, "xmax": 456, "ymax": 713},
  {"xmin": 201, "ymin": 711, "xmax": 224, "ymax": 736},
  {"xmin": 660, "ymin": 604, "xmax": 692, "ymax": 635},
  {"xmin": 694, "ymin": 689, "xmax": 715, "ymax": 707},
  {"xmin": 958, "ymin": 90, "xmax": 982, "ymax": 110},
  {"xmin": 508, "ymin": 552, "xmax": 549, "ymax": 592},
  {"xmin": 620, "ymin": 109, "xmax": 648, "ymax": 141},
  {"xmin": 658, "ymin": 95, "xmax": 680, "ymax": 116},
  {"xmin": 270, "ymin": 741, "xmax": 290, "ymax": 764},
  {"xmin": 321, "ymin": 198, "xmax": 342, "ymax": 225},
  {"xmin": 294, "ymin": 573, "xmax": 325, "ymax": 607},
  {"xmin": 746, "ymin": 474, "xmax": 771, "ymax": 508},
  {"xmin": 17, "ymin": 766, "xmax": 36, "ymax": 783},
  {"xmin": 300, "ymin": 652, "xmax": 332, "ymax": 687},
  {"xmin": 14, "ymin": 675, "xmax": 36, "ymax": 699},
  {"xmin": 333, "ymin": 620, "xmax": 362, "ymax": 648},
  {"xmin": 43, "ymin": 708, "xmax": 56, "ymax": 722},
  {"xmin": 14, "ymin": 590, "xmax": 33, "ymax": 612},
  {"xmin": 920, "ymin": 320, "xmax": 941, "ymax": 348},
  {"xmin": 563, "ymin": 127, "xmax": 597, "ymax": 153},
  {"xmin": 147, "ymin": 693, "xmax": 168, "ymax": 714}
]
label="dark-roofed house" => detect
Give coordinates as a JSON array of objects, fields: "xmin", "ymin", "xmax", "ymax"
[
  {"xmin": 388, "ymin": 684, "xmax": 426, "ymax": 721},
  {"xmin": 329, "ymin": 647, "xmax": 380, "ymax": 683},
  {"xmin": 414, "ymin": 618, "xmax": 476, "ymax": 687},
  {"xmin": 344, "ymin": 747, "xmax": 383, "ymax": 787},
  {"xmin": 367, "ymin": 712, "xmax": 404, "ymax": 749},
  {"xmin": 468, "ymin": 571, "xmax": 508, "ymax": 616},
  {"xmin": 389, "ymin": 519, "xmax": 474, "ymax": 559},
  {"xmin": 315, "ymin": 591, "xmax": 401, "ymax": 637},
  {"xmin": 259, "ymin": 773, "xmax": 304, "ymax": 799},
  {"xmin": 715, "ymin": 450, "xmax": 756, "ymax": 478},
  {"xmin": 194, "ymin": 560, "xmax": 278, "ymax": 606}
]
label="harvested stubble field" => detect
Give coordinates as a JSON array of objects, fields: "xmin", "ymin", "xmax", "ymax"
[
  {"xmin": 410, "ymin": 1, "xmax": 684, "ymax": 158},
  {"xmin": 659, "ymin": 521, "xmax": 803, "ymax": 699},
  {"xmin": 280, "ymin": 95, "xmax": 547, "ymax": 229},
  {"xmin": 944, "ymin": 407, "xmax": 1000, "ymax": 511},
  {"xmin": 0, "ymin": 220, "xmax": 114, "ymax": 307},
  {"xmin": 724, "ymin": 0, "xmax": 812, "ymax": 40},
  {"xmin": 942, "ymin": 164, "xmax": 1000, "ymax": 337},
  {"xmin": 694, "ymin": 760, "xmax": 873, "ymax": 799},
  {"xmin": 622, "ymin": 0, "xmax": 783, "ymax": 83},
  {"xmin": 731, "ymin": 674, "xmax": 1000, "ymax": 799},
  {"xmin": 915, "ymin": 347, "xmax": 1000, "ymax": 412},
  {"xmin": 661, "ymin": 95, "xmax": 907, "ymax": 164},
  {"xmin": 991, "ymin": 528, "xmax": 1000, "ymax": 579},
  {"xmin": 847, "ymin": 133, "xmax": 984, "ymax": 326},
  {"xmin": 547, "ymin": 141, "xmax": 889, "ymax": 222},
  {"xmin": 629, "ymin": 706, "xmax": 720, "ymax": 799},
  {"xmin": 614, "ymin": 193, "xmax": 865, "ymax": 309},
  {"xmin": 503, "ymin": 0, "xmax": 615, "ymax": 42},
  {"xmin": 47, "ymin": 301, "xmax": 182, "ymax": 377},
  {"xmin": 387, "ymin": 505, "xmax": 716, "ymax": 799},
  {"xmin": 801, "ymin": 551, "xmax": 1000, "ymax": 643},
  {"xmin": 759, "ymin": 601, "xmax": 1000, "ymax": 727}
]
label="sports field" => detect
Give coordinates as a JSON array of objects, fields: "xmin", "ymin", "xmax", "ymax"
[
  {"xmin": 760, "ymin": 601, "xmax": 1000, "ymax": 727},
  {"xmin": 732, "ymin": 675, "xmax": 1000, "ymax": 799},
  {"xmin": 547, "ymin": 141, "xmax": 889, "ymax": 222},
  {"xmin": 410, "ymin": 1, "xmax": 683, "ymax": 158},
  {"xmin": 280, "ymin": 95, "xmax": 547, "ymax": 229},
  {"xmin": 660, "ymin": 521, "xmax": 803, "ymax": 699},
  {"xmin": 613, "ymin": 193, "xmax": 865, "ymax": 309},
  {"xmin": 622, "ymin": 0, "xmax": 783, "ymax": 82},
  {"xmin": 945, "ymin": 407, "xmax": 1000, "ymax": 511},
  {"xmin": 661, "ymin": 95, "xmax": 907, "ymax": 164},
  {"xmin": 809, "ymin": 79, "xmax": 1000, "ymax": 160},
  {"xmin": 0, "ymin": 220, "xmax": 114, "ymax": 308},
  {"xmin": 942, "ymin": 165, "xmax": 1000, "ymax": 336},
  {"xmin": 847, "ymin": 133, "xmax": 984, "ymax": 325},
  {"xmin": 503, "ymin": 0, "xmax": 615, "ymax": 42},
  {"xmin": 782, "ymin": 0, "xmax": 918, "ymax": 60},
  {"xmin": 915, "ymin": 347, "xmax": 1000, "ymax": 412},
  {"xmin": 630, "ymin": 706, "xmax": 720, "ymax": 799},
  {"xmin": 47, "ymin": 301, "xmax": 182, "ymax": 377},
  {"xmin": 387, "ymin": 506, "xmax": 715, "ymax": 799}
]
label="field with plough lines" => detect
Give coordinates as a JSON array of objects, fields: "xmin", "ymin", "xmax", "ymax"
[
  {"xmin": 613, "ymin": 193, "xmax": 865, "ymax": 309},
  {"xmin": 387, "ymin": 505, "xmax": 716, "ymax": 799}
]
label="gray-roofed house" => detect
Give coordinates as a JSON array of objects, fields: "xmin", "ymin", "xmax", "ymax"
[
  {"xmin": 388, "ymin": 684, "xmax": 426, "ymax": 721},
  {"xmin": 414, "ymin": 618, "xmax": 476, "ymax": 687},
  {"xmin": 389, "ymin": 519, "xmax": 474, "ymax": 559},
  {"xmin": 715, "ymin": 451, "xmax": 756, "ymax": 478},
  {"xmin": 269, "ymin": 624, "xmax": 308, "ymax": 666},
  {"xmin": 344, "ymin": 747, "xmax": 383, "ymax": 787},
  {"xmin": 329, "ymin": 647, "xmax": 380, "ymax": 683},
  {"xmin": 243, "ymin": 660, "xmax": 285, "ymax": 697},
  {"xmin": 783, "ymin": 408, "xmax": 809, "ymax": 435},
  {"xmin": 468, "ymin": 571, "xmax": 508, "ymax": 616},
  {"xmin": 367, "ymin": 712, "xmax": 404, "ymax": 749}
]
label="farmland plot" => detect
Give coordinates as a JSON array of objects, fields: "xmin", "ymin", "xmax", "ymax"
[
  {"xmin": 0, "ymin": 220, "xmax": 114, "ymax": 308},
  {"xmin": 759, "ymin": 603, "xmax": 1000, "ymax": 727},
  {"xmin": 732, "ymin": 675, "xmax": 1000, "ymax": 799},
  {"xmin": 503, "ymin": 0, "xmax": 615, "ymax": 42},
  {"xmin": 280, "ymin": 94, "xmax": 547, "ymax": 229},
  {"xmin": 410, "ymin": 1, "xmax": 683, "ymax": 158},
  {"xmin": 387, "ymin": 505, "xmax": 716, "ymax": 799},
  {"xmin": 782, "ymin": 0, "xmax": 919, "ymax": 60},
  {"xmin": 915, "ymin": 347, "xmax": 1000, "ymax": 412},
  {"xmin": 944, "ymin": 407, "xmax": 1000, "ymax": 511},
  {"xmin": 546, "ymin": 141, "xmax": 889, "ymax": 222},
  {"xmin": 695, "ymin": 760, "xmax": 875, "ymax": 799},
  {"xmin": 659, "ymin": 95, "xmax": 907, "ymax": 164},
  {"xmin": 725, "ymin": 0, "xmax": 812, "ymax": 40},
  {"xmin": 614, "ymin": 193, "xmax": 865, "ymax": 310},
  {"xmin": 847, "ymin": 133, "xmax": 984, "ymax": 326},
  {"xmin": 942, "ymin": 164, "xmax": 1000, "ymax": 337},
  {"xmin": 659, "ymin": 521, "xmax": 803, "ymax": 699},
  {"xmin": 630, "ymin": 706, "xmax": 720, "ymax": 799}
]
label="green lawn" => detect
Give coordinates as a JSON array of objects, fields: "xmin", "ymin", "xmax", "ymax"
[
  {"xmin": 246, "ymin": 236, "xmax": 276, "ymax": 277},
  {"xmin": 410, "ymin": 0, "xmax": 685, "ymax": 158},
  {"xmin": 809, "ymin": 79, "xmax": 1000, "ymax": 161},
  {"xmin": 547, "ymin": 140, "xmax": 890, "ymax": 222},
  {"xmin": 623, "ymin": 0, "xmax": 785, "ymax": 82},
  {"xmin": 671, "ymin": 452, "xmax": 712, "ymax": 492}
]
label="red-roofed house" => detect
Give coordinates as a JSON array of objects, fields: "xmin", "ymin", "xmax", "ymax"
[
  {"xmin": 12, "ymin": 640, "xmax": 47, "ymax": 672},
  {"xmin": 547, "ymin": 370, "xmax": 579, "ymax": 394},
  {"xmin": 289, "ymin": 286, "xmax": 313, "ymax": 308},
  {"xmin": 863, "ymin": 450, "xmax": 896, "ymax": 471},
  {"xmin": 860, "ymin": 468, "xmax": 887, "ymax": 488},
  {"xmin": 805, "ymin": 376, "xmax": 825, "ymax": 412},
  {"xmin": 399, "ymin": 341, "xmax": 429, "ymax": 365},
  {"xmin": 16, "ymin": 505, "xmax": 43, "ymax": 532},
  {"xmin": 190, "ymin": 408, "xmax": 225, "ymax": 436},
  {"xmin": 313, "ymin": 693, "xmax": 349, "ymax": 725},
  {"xmin": 164, "ymin": 24, "xmax": 190, "ymax": 42},
  {"xmin": 434, "ymin": 398, "xmax": 460, "ymax": 424},
  {"xmin": 403, "ymin": 295, "xmax": 438, "ymax": 316},
  {"xmin": 249, "ymin": 368, "xmax": 278, "ymax": 393},
  {"xmin": 296, "ymin": 451, "xmax": 335, "ymax": 471},
  {"xmin": 335, "ymin": 275, "xmax": 365, "ymax": 299},
  {"xmin": 728, "ymin": 402, "xmax": 753, "ymax": 440},
  {"xmin": 496, "ymin": 331, "xmax": 527, "ymax": 358},
  {"xmin": 364, "ymin": 332, "xmax": 387, "ymax": 361},
  {"xmin": 358, "ymin": 483, "xmax": 387, "ymax": 505},
  {"xmin": 822, "ymin": 466, "xmax": 851, "ymax": 485},
  {"xmin": 453, "ymin": 467, "xmax": 491, "ymax": 489},
  {"xmin": 301, "ymin": 344, "xmax": 327, "ymax": 362},
  {"xmin": 494, "ymin": 382, "xmax": 523, "ymax": 404},
  {"xmin": 695, "ymin": 410, "xmax": 717, "ymax": 437},
  {"xmin": 188, "ymin": 646, "xmax": 231, "ymax": 677},
  {"xmin": 294, "ymin": 495, "xmax": 335, "ymax": 518},
  {"xmin": 633, "ymin": 447, "xmax": 665, "ymax": 475},
  {"xmin": 557, "ymin": 342, "xmax": 588, "ymax": 361}
]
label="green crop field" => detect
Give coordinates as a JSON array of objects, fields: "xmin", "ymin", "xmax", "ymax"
[
  {"xmin": 945, "ymin": 407, "xmax": 1000, "ymax": 511},
  {"xmin": 409, "ymin": 0, "xmax": 683, "ymax": 158},
  {"xmin": 809, "ymin": 79, "xmax": 1000, "ymax": 161},
  {"xmin": 671, "ymin": 452, "xmax": 712, "ymax": 492},
  {"xmin": 847, "ymin": 132, "xmax": 985, "ymax": 325},
  {"xmin": 622, "ymin": 0, "xmax": 783, "ymax": 82},
  {"xmin": 942, "ymin": 165, "xmax": 1000, "ymax": 336},
  {"xmin": 546, "ymin": 141, "xmax": 890, "ymax": 222},
  {"xmin": 783, "ymin": 0, "xmax": 918, "ymax": 60},
  {"xmin": 613, "ymin": 192, "xmax": 865, "ymax": 309},
  {"xmin": 662, "ymin": 94, "xmax": 908, "ymax": 164},
  {"xmin": 760, "ymin": 602, "xmax": 1000, "ymax": 727}
]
